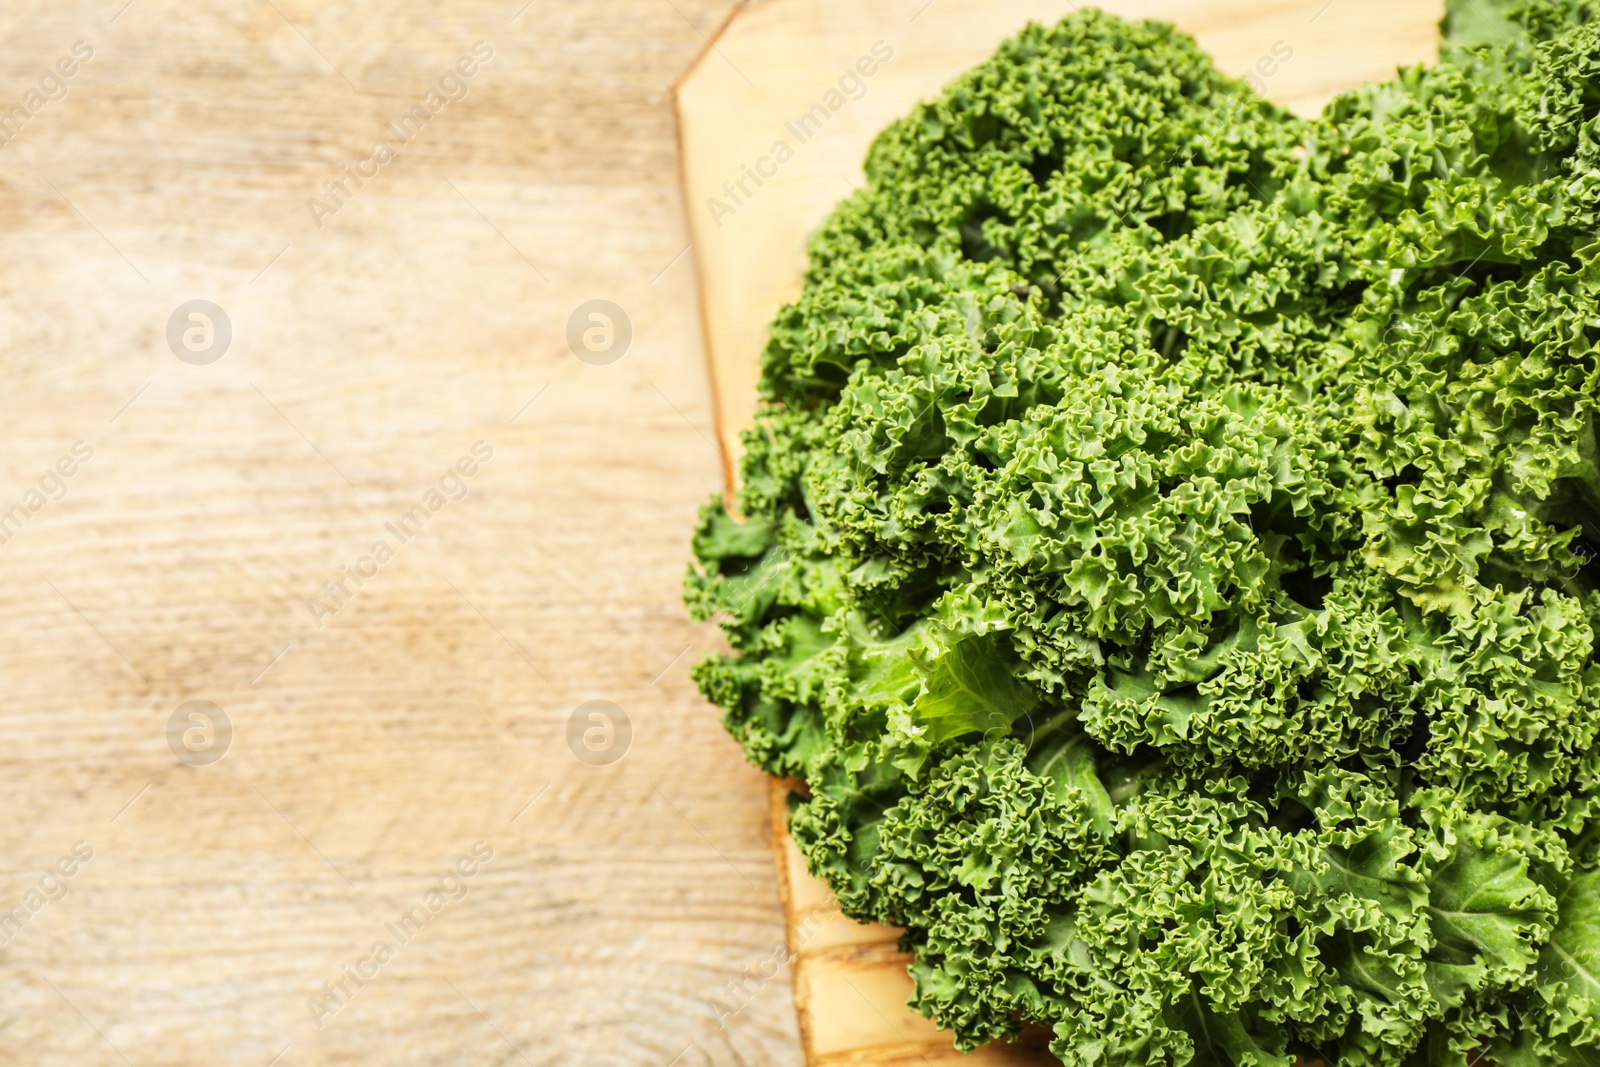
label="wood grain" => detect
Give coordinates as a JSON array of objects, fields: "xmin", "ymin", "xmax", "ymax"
[
  {"xmin": 0, "ymin": 1, "xmax": 802, "ymax": 1065},
  {"xmin": 678, "ymin": 0, "xmax": 1443, "ymax": 1062}
]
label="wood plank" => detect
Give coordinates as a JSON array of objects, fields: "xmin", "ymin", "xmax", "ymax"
[
  {"xmin": 0, "ymin": 1, "xmax": 801, "ymax": 1064},
  {"xmin": 679, "ymin": 0, "xmax": 1443, "ymax": 1061}
]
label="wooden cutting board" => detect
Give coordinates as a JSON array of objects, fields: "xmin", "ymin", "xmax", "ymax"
[{"xmin": 676, "ymin": 1, "xmax": 1443, "ymax": 1062}]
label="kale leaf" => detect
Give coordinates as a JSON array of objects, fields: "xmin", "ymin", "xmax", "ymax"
[{"xmin": 687, "ymin": 2, "xmax": 1600, "ymax": 1062}]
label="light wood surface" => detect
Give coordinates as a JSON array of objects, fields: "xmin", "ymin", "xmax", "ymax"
[
  {"xmin": 0, "ymin": 1, "xmax": 802, "ymax": 1065},
  {"xmin": 678, "ymin": 0, "xmax": 1444, "ymax": 1062}
]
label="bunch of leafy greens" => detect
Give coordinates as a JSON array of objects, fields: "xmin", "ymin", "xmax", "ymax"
[{"xmin": 685, "ymin": 1, "xmax": 1600, "ymax": 1063}]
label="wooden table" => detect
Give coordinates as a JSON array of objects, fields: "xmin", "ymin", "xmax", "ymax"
[{"xmin": 0, "ymin": 1, "xmax": 794, "ymax": 1064}]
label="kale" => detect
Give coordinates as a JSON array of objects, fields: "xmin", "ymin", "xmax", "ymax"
[{"xmin": 687, "ymin": 3, "xmax": 1600, "ymax": 1062}]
